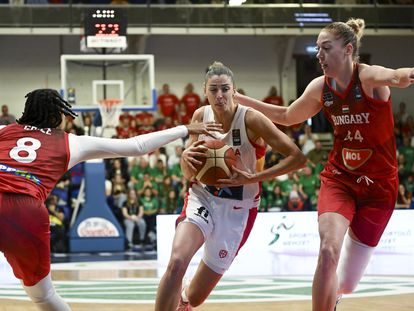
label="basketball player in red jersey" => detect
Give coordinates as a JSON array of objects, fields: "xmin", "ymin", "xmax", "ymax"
[
  {"xmin": 154, "ymin": 62, "xmax": 306, "ymax": 311},
  {"xmin": 233, "ymin": 18, "xmax": 414, "ymax": 311},
  {"xmin": 0, "ymin": 89, "xmax": 222, "ymax": 311}
]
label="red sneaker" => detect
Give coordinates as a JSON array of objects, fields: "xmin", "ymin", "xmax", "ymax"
[{"xmin": 176, "ymin": 297, "xmax": 192, "ymax": 311}]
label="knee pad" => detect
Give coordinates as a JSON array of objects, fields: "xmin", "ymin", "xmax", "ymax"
[
  {"xmin": 23, "ymin": 272, "xmax": 55, "ymax": 303},
  {"xmin": 23, "ymin": 272, "xmax": 71, "ymax": 311},
  {"xmin": 337, "ymin": 235, "xmax": 375, "ymax": 294}
]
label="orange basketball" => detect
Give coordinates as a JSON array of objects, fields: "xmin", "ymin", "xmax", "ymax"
[{"xmin": 194, "ymin": 139, "xmax": 237, "ymax": 186}]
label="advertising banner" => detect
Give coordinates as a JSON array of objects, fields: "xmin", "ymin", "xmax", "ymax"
[{"xmin": 157, "ymin": 210, "xmax": 414, "ymax": 277}]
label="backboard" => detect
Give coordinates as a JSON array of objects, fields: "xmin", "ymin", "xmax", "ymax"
[{"xmin": 60, "ymin": 54, "xmax": 156, "ymax": 112}]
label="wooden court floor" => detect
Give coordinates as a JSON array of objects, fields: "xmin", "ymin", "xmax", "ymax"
[
  {"xmin": 0, "ymin": 269, "xmax": 413, "ymax": 311},
  {"xmin": 1, "ymin": 295, "xmax": 414, "ymax": 311}
]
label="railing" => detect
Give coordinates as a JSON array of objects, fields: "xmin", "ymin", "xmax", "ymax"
[{"xmin": 0, "ymin": 4, "xmax": 412, "ymax": 31}]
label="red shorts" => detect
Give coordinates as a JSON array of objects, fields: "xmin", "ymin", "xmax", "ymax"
[
  {"xmin": 318, "ymin": 167, "xmax": 398, "ymax": 247},
  {"xmin": 0, "ymin": 192, "xmax": 51, "ymax": 286}
]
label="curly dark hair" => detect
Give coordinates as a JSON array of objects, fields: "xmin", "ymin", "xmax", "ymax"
[{"xmin": 17, "ymin": 88, "xmax": 77, "ymax": 128}]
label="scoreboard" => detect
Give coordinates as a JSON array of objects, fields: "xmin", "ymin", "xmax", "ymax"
[{"xmin": 84, "ymin": 9, "xmax": 127, "ymax": 49}]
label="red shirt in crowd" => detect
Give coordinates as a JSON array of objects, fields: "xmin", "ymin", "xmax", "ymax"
[{"xmin": 157, "ymin": 94, "xmax": 179, "ymax": 118}]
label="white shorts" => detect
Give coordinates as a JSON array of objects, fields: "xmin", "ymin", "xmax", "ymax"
[{"xmin": 179, "ymin": 184, "xmax": 259, "ymax": 274}]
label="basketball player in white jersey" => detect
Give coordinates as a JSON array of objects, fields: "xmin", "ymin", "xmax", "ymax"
[{"xmin": 154, "ymin": 62, "xmax": 307, "ymax": 311}]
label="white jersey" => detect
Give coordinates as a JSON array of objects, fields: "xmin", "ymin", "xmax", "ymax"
[
  {"xmin": 193, "ymin": 104, "xmax": 264, "ymax": 202},
  {"xmin": 181, "ymin": 105, "xmax": 265, "ymax": 273}
]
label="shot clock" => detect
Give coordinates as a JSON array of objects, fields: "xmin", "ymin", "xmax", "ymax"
[{"xmin": 84, "ymin": 9, "xmax": 127, "ymax": 49}]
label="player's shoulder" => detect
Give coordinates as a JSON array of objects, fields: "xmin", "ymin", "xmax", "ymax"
[
  {"xmin": 303, "ymin": 76, "xmax": 325, "ymax": 102},
  {"xmin": 357, "ymin": 63, "xmax": 372, "ymax": 75},
  {"xmin": 192, "ymin": 106, "xmax": 206, "ymax": 121},
  {"xmin": 309, "ymin": 75, "xmax": 325, "ymax": 88},
  {"xmin": 358, "ymin": 63, "xmax": 370, "ymax": 70},
  {"xmin": 357, "ymin": 63, "xmax": 386, "ymax": 79},
  {"xmin": 0, "ymin": 125, "xmax": 6, "ymax": 131},
  {"xmin": 244, "ymin": 106, "xmax": 270, "ymax": 126},
  {"xmin": 244, "ymin": 103, "xmax": 265, "ymax": 116}
]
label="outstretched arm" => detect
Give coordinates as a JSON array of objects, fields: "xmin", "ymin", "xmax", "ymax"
[
  {"xmin": 235, "ymin": 93, "xmax": 288, "ymax": 123},
  {"xmin": 235, "ymin": 77, "xmax": 324, "ymax": 126},
  {"xmin": 217, "ymin": 109, "xmax": 307, "ymax": 187},
  {"xmin": 68, "ymin": 121, "xmax": 221, "ymax": 169},
  {"xmin": 359, "ymin": 64, "xmax": 414, "ymax": 89}
]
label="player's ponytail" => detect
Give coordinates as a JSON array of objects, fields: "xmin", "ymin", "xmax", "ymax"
[
  {"xmin": 346, "ymin": 18, "xmax": 365, "ymax": 42},
  {"xmin": 17, "ymin": 89, "xmax": 77, "ymax": 128}
]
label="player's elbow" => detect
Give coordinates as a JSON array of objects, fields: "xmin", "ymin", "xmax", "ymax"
[
  {"xmin": 279, "ymin": 110, "xmax": 298, "ymax": 127},
  {"xmin": 135, "ymin": 140, "xmax": 148, "ymax": 155},
  {"xmin": 384, "ymin": 68, "xmax": 411, "ymax": 88}
]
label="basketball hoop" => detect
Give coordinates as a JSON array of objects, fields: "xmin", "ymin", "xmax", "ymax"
[{"xmin": 97, "ymin": 98, "xmax": 123, "ymax": 137}]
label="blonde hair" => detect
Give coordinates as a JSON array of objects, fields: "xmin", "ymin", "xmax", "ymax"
[
  {"xmin": 205, "ymin": 61, "xmax": 235, "ymax": 85},
  {"xmin": 323, "ymin": 18, "xmax": 365, "ymax": 62}
]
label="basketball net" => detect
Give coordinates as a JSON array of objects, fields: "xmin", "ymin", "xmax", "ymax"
[{"xmin": 98, "ymin": 99, "xmax": 123, "ymax": 138}]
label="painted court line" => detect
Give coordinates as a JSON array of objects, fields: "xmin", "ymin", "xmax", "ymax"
[{"xmin": 1, "ymin": 276, "xmax": 414, "ymax": 304}]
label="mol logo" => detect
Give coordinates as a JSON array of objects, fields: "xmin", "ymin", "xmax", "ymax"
[
  {"xmin": 345, "ymin": 151, "xmax": 361, "ymax": 161},
  {"xmin": 342, "ymin": 148, "xmax": 372, "ymax": 170}
]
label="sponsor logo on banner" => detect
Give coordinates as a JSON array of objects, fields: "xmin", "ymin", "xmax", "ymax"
[
  {"xmin": 342, "ymin": 148, "xmax": 373, "ymax": 170},
  {"xmin": 157, "ymin": 211, "xmax": 414, "ymax": 276},
  {"xmin": 77, "ymin": 217, "xmax": 119, "ymax": 237},
  {"xmin": 269, "ymin": 215, "xmax": 294, "ymax": 246},
  {"xmin": 86, "ymin": 36, "xmax": 127, "ymax": 48}
]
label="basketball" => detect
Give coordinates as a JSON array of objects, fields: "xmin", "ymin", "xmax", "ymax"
[{"xmin": 194, "ymin": 139, "xmax": 237, "ymax": 186}]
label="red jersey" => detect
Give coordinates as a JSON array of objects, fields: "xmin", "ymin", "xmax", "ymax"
[
  {"xmin": 181, "ymin": 93, "xmax": 201, "ymax": 118},
  {"xmin": 119, "ymin": 112, "xmax": 133, "ymax": 123},
  {"xmin": 173, "ymin": 112, "xmax": 191, "ymax": 125},
  {"xmin": 157, "ymin": 93, "xmax": 179, "ymax": 117},
  {"xmin": 135, "ymin": 111, "xmax": 154, "ymax": 124},
  {"xmin": 321, "ymin": 64, "xmax": 397, "ymax": 179},
  {"xmin": 0, "ymin": 124, "xmax": 69, "ymax": 202},
  {"xmin": 262, "ymin": 95, "xmax": 284, "ymax": 106},
  {"xmin": 116, "ymin": 125, "xmax": 130, "ymax": 138}
]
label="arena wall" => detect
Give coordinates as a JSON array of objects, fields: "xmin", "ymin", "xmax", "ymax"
[{"xmin": 0, "ymin": 34, "xmax": 412, "ymax": 117}]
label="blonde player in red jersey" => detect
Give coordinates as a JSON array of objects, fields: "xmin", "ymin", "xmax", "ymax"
[
  {"xmin": 232, "ymin": 18, "xmax": 414, "ymax": 311},
  {"xmin": 0, "ymin": 89, "xmax": 222, "ymax": 311}
]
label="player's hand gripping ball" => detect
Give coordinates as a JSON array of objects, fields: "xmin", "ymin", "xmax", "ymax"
[{"xmin": 194, "ymin": 139, "xmax": 237, "ymax": 186}]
